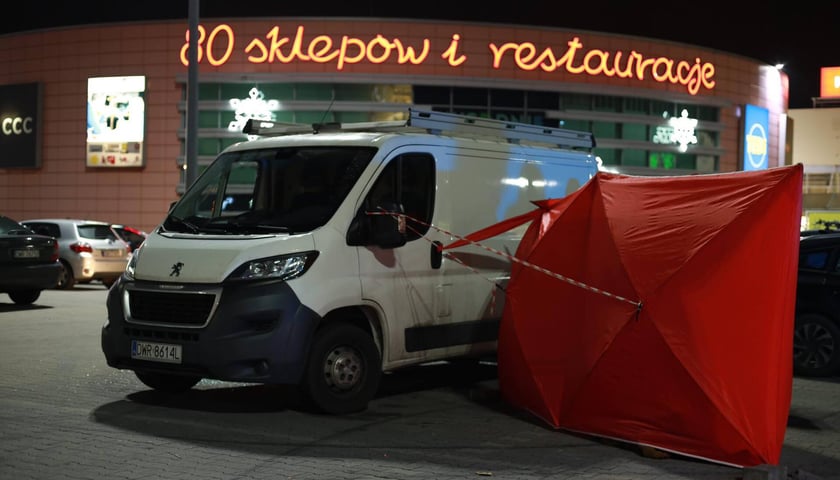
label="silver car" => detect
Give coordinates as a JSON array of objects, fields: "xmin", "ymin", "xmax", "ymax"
[{"xmin": 21, "ymin": 219, "xmax": 130, "ymax": 289}]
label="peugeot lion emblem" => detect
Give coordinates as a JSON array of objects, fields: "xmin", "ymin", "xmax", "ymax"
[{"xmin": 170, "ymin": 262, "xmax": 184, "ymax": 277}]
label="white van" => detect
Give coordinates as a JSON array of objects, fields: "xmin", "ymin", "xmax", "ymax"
[{"xmin": 101, "ymin": 109, "xmax": 598, "ymax": 414}]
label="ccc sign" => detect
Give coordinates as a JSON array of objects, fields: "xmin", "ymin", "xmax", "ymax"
[{"xmin": 2, "ymin": 116, "xmax": 34, "ymax": 135}]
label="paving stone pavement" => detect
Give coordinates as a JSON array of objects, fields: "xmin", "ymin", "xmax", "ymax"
[{"xmin": 1, "ymin": 287, "xmax": 838, "ymax": 480}]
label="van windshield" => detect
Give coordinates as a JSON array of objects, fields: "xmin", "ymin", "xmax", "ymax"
[{"xmin": 164, "ymin": 146, "xmax": 376, "ymax": 235}]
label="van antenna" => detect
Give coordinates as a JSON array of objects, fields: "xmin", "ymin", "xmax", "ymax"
[{"xmin": 313, "ymin": 90, "xmax": 336, "ymax": 133}]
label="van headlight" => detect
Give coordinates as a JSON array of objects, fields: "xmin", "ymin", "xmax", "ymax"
[
  {"xmin": 227, "ymin": 251, "xmax": 319, "ymax": 282},
  {"xmin": 124, "ymin": 244, "xmax": 142, "ymax": 280}
]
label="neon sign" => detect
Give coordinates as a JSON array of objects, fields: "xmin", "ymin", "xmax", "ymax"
[
  {"xmin": 652, "ymin": 109, "xmax": 698, "ymax": 152},
  {"xmin": 180, "ymin": 24, "xmax": 716, "ymax": 95}
]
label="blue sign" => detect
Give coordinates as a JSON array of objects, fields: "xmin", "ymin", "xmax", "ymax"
[{"xmin": 743, "ymin": 104, "xmax": 769, "ymax": 171}]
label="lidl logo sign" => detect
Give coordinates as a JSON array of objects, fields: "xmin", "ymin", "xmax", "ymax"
[{"xmin": 743, "ymin": 104, "xmax": 768, "ymax": 171}]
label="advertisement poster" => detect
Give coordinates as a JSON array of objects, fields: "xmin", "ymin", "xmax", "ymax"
[{"xmin": 86, "ymin": 76, "xmax": 145, "ymax": 167}]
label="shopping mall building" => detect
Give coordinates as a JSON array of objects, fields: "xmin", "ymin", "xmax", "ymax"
[{"xmin": 0, "ymin": 17, "xmax": 792, "ymax": 232}]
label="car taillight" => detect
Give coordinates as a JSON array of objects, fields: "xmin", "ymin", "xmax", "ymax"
[
  {"xmin": 69, "ymin": 242, "xmax": 93, "ymax": 254},
  {"xmin": 50, "ymin": 240, "xmax": 59, "ymax": 262}
]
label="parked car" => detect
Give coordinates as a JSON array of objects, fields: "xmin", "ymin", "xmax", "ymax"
[
  {"xmin": 20, "ymin": 219, "xmax": 130, "ymax": 289},
  {"xmin": 795, "ymin": 232, "xmax": 840, "ymax": 376},
  {"xmin": 0, "ymin": 214, "xmax": 61, "ymax": 304},
  {"xmin": 111, "ymin": 224, "xmax": 147, "ymax": 252}
]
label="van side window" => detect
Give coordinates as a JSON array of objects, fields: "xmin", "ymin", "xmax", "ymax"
[{"xmin": 366, "ymin": 153, "xmax": 435, "ymax": 241}]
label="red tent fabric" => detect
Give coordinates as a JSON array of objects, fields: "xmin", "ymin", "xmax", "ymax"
[{"xmin": 445, "ymin": 165, "xmax": 802, "ymax": 467}]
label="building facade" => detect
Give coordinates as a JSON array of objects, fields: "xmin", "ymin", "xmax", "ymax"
[{"xmin": 0, "ymin": 17, "xmax": 789, "ymax": 232}]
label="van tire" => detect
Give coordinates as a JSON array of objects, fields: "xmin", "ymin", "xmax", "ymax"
[
  {"xmin": 300, "ymin": 323, "xmax": 381, "ymax": 415},
  {"xmin": 794, "ymin": 313, "xmax": 840, "ymax": 377},
  {"xmin": 135, "ymin": 371, "xmax": 201, "ymax": 393}
]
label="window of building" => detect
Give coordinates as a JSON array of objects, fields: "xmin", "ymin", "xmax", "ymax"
[
  {"xmin": 490, "ymin": 89, "xmax": 524, "ymax": 108},
  {"xmin": 696, "ymin": 105, "xmax": 719, "ymax": 122},
  {"xmin": 560, "ymin": 93, "xmax": 591, "ymax": 110},
  {"xmin": 621, "ymin": 123, "xmax": 647, "ymax": 141},
  {"xmin": 621, "ymin": 149, "xmax": 647, "ymax": 167},
  {"xmin": 452, "ymin": 87, "xmax": 487, "ymax": 108},
  {"xmin": 558, "ymin": 119, "xmax": 590, "ymax": 131},
  {"xmin": 596, "ymin": 148, "xmax": 618, "ymax": 166},
  {"xmin": 593, "ymin": 95, "xmax": 619, "ymax": 112},
  {"xmin": 592, "ymin": 121, "xmax": 617, "ymax": 140},
  {"xmin": 622, "ymin": 97, "xmax": 648, "ymax": 115},
  {"xmin": 199, "ymin": 111, "xmax": 220, "ymax": 128},
  {"xmin": 648, "ymin": 152, "xmax": 677, "ymax": 169},
  {"xmin": 650, "ymin": 100, "xmax": 673, "ymax": 117},
  {"xmin": 526, "ymin": 91, "xmax": 559, "ymax": 110},
  {"xmin": 414, "ymin": 86, "xmax": 450, "ymax": 106},
  {"xmin": 674, "ymin": 153, "xmax": 696, "ymax": 170},
  {"xmin": 296, "ymin": 83, "xmax": 334, "ymax": 101}
]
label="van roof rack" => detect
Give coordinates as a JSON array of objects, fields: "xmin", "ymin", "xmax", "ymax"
[{"xmin": 242, "ymin": 108, "xmax": 596, "ymax": 150}]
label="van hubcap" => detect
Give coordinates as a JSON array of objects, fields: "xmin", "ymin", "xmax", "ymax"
[{"xmin": 323, "ymin": 346, "xmax": 363, "ymax": 392}]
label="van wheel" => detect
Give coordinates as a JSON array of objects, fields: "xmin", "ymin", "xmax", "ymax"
[
  {"xmin": 300, "ymin": 323, "xmax": 381, "ymax": 414},
  {"xmin": 794, "ymin": 314, "xmax": 840, "ymax": 377},
  {"xmin": 135, "ymin": 371, "xmax": 201, "ymax": 393},
  {"xmin": 56, "ymin": 260, "xmax": 75, "ymax": 290}
]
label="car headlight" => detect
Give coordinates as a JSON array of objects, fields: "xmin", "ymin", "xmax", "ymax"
[{"xmin": 227, "ymin": 251, "xmax": 319, "ymax": 282}]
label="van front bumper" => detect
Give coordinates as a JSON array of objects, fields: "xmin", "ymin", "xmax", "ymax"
[{"xmin": 101, "ymin": 277, "xmax": 320, "ymax": 384}]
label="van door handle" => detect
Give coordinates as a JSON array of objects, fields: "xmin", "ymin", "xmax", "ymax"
[{"xmin": 430, "ymin": 241, "xmax": 443, "ymax": 269}]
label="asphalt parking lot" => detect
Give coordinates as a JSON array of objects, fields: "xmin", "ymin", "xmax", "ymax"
[{"xmin": 1, "ymin": 286, "xmax": 838, "ymax": 480}]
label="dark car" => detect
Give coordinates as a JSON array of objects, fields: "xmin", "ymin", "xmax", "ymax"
[
  {"xmin": 795, "ymin": 232, "xmax": 840, "ymax": 376},
  {"xmin": 0, "ymin": 215, "xmax": 62, "ymax": 305}
]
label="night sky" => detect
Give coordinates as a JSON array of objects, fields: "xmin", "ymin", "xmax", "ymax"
[{"xmin": 2, "ymin": 1, "xmax": 835, "ymax": 109}]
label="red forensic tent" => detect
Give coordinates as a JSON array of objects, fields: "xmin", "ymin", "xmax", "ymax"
[{"xmin": 445, "ymin": 165, "xmax": 802, "ymax": 467}]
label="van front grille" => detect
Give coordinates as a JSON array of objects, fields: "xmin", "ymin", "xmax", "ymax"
[{"xmin": 127, "ymin": 290, "xmax": 216, "ymax": 327}]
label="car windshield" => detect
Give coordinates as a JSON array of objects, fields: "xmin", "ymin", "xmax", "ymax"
[
  {"xmin": 78, "ymin": 224, "xmax": 119, "ymax": 241},
  {"xmin": 0, "ymin": 216, "xmax": 33, "ymax": 235},
  {"xmin": 163, "ymin": 146, "xmax": 376, "ymax": 235}
]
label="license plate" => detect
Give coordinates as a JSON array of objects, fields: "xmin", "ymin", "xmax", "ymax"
[
  {"xmin": 102, "ymin": 249, "xmax": 122, "ymax": 257},
  {"xmin": 131, "ymin": 340, "xmax": 182, "ymax": 364},
  {"xmin": 14, "ymin": 249, "xmax": 39, "ymax": 258}
]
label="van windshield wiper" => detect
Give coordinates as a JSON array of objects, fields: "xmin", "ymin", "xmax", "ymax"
[
  {"xmin": 205, "ymin": 217, "xmax": 293, "ymax": 234},
  {"xmin": 163, "ymin": 214, "xmax": 200, "ymax": 234}
]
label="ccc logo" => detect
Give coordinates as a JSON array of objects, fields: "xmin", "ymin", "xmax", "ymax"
[{"xmin": 2, "ymin": 116, "xmax": 34, "ymax": 135}]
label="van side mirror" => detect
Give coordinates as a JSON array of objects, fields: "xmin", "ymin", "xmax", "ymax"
[
  {"xmin": 346, "ymin": 202, "xmax": 408, "ymax": 248},
  {"xmin": 370, "ymin": 202, "xmax": 407, "ymax": 249}
]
